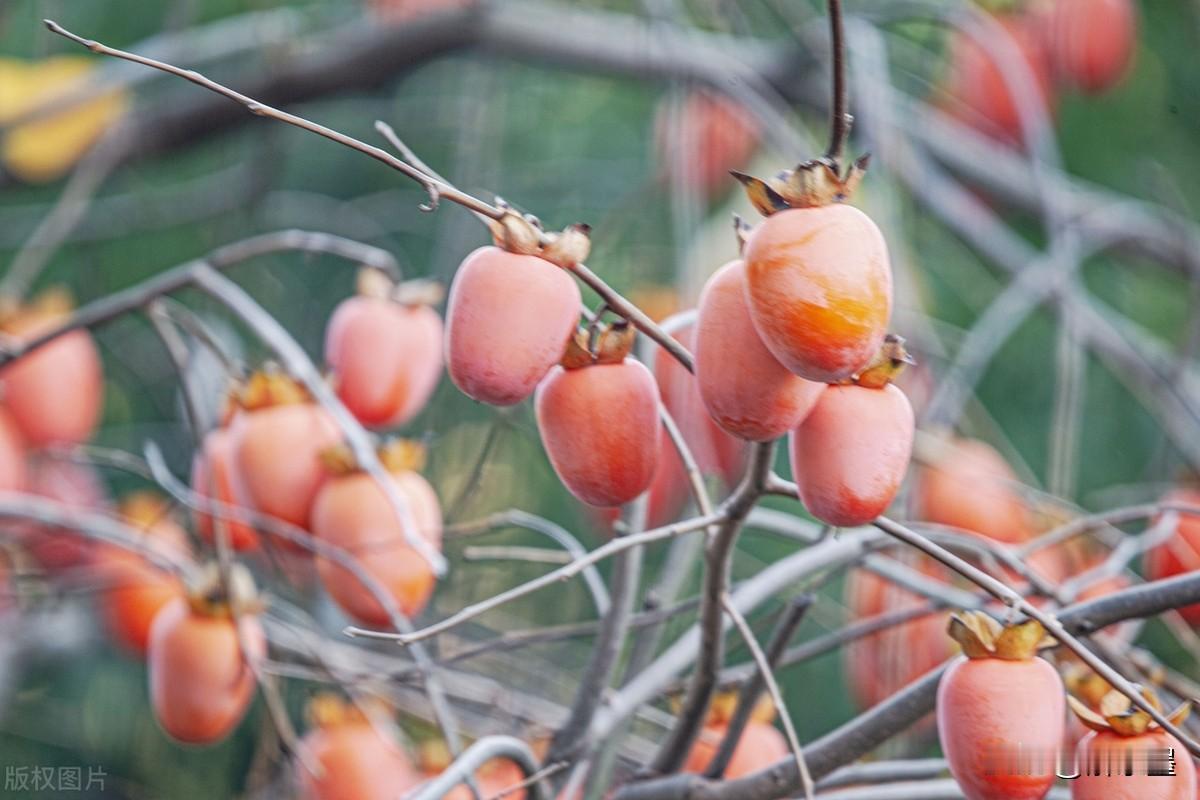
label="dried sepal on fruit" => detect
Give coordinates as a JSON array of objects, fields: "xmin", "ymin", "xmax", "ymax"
[
  {"xmin": 299, "ymin": 692, "xmax": 420, "ymax": 800},
  {"xmin": 233, "ymin": 365, "xmax": 313, "ymax": 411},
  {"xmin": 559, "ymin": 320, "xmax": 636, "ymax": 370},
  {"xmin": 843, "ymin": 334, "xmax": 915, "ymax": 389},
  {"xmin": 733, "ymin": 154, "xmax": 870, "ymax": 217},
  {"xmin": 184, "ymin": 561, "xmax": 265, "ymax": 619},
  {"xmin": 1068, "ymin": 686, "xmax": 1190, "ymax": 738},
  {"xmin": 946, "ymin": 611, "xmax": 1054, "ymax": 661},
  {"xmin": 486, "ymin": 198, "xmax": 592, "ymax": 268}
]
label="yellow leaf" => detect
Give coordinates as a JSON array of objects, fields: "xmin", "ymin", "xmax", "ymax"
[{"xmin": 0, "ymin": 56, "xmax": 129, "ymax": 184}]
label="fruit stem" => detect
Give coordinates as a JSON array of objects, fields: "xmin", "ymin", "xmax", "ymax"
[{"xmin": 824, "ymin": 0, "xmax": 850, "ymax": 163}]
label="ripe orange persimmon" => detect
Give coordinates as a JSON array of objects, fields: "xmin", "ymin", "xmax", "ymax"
[
  {"xmin": 324, "ymin": 285, "xmax": 443, "ymax": 428},
  {"xmin": 916, "ymin": 437, "xmax": 1032, "ymax": 545},
  {"xmin": 97, "ymin": 493, "xmax": 188, "ymax": 656},
  {"xmin": 418, "ymin": 743, "xmax": 528, "ymax": 800},
  {"xmin": 298, "ymin": 694, "xmax": 421, "ymax": 800},
  {"xmin": 1047, "ymin": 0, "xmax": 1135, "ymax": 94},
  {"xmin": 228, "ymin": 371, "xmax": 341, "ymax": 529},
  {"xmin": 654, "ymin": 318, "xmax": 746, "ymax": 487},
  {"xmin": 19, "ymin": 455, "xmax": 106, "ymax": 571},
  {"xmin": 191, "ymin": 426, "xmax": 259, "ymax": 551},
  {"xmin": 594, "ymin": 428, "xmax": 689, "ymax": 533},
  {"xmin": 0, "ymin": 407, "xmax": 24, "ymax": 493},
  {"xmin": 696, "ymin": 260, "xmax": 823, "ymax": 441},
  {"xmin": 743, "ymin": 205, "xmax": 892, "ymax": 383},
  {"xmin": 941, "ymin": 16, "xmax": 1054, "ymax": 143},
  {"xmin": 654, "ymin": 91, "xmax": 759, "ymax": 197},
  {"xmin": 1144, "ymin": 487, "xmax": 1200, "ymax": 626},
  {"xmin": 682, "ymin": 721, "xmax": 788, "ymax": 778},
  {"xmin": 311, "ymin": 442, "xmax": 443, "ymax": 624},
  {"xmin": 937, "ymin": 613, "xmax": 1064, "ymax": 800},
  {"xmin": 535, "ymin": 331, "xmax": 660, "ymax": 507},
  {"xmin": 445, "ymin": 246, "xmax": 581, "ymax": 406},
  {"xmin": 789, "ymin": 384, "xmax": 914, "ymax": 527},
  {"xmin": 148, "ymin": 567, "xmax": 264, "ymax": 745},
  {"xmin": 0, "ymin": 292, "xmax": 103, "ymax": 447}
]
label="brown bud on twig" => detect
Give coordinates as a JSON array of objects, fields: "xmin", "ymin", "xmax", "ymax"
[{"xmin": 542, "ymin": 223, "xmax": 592, "ymax": 268}]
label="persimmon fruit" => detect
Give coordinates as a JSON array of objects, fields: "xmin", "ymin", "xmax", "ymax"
[
  {"xmin": 916, "ymin": 437, "xmax": 1032, "ymax": 545},
  {"xmin": 324, "ymin": 288, "xmax": 443, "ymax": 428},
  {"xmin": 0, "ymin": 292, "xmax": 103, "ymax": 447},
  {"xmin": 298, "ymin": 694, "xmax": 420, "ymax": 800},
  {"xmin": 655, "ymin": 91, "xmax": 759, "ymax": 197},
  {"xmin": 1047, "ymin": 0, "xmax": 1135, "ymax": 94},
  {"xmin": 937, "ymin": 614, "xmax": 1064, "ymax": 800},
  {"xmin": 695, "ymin": 260, "xmax": 823, "ymax": 441},
  {"xmin": 19, "ymin": 455, "xmax": 106, "ymax": 572},
  {"xmin": 148, "ymin": 572, "xmax": 265, "ymax": 745},
  {"xmin": 445, "ymin": 246, "xmax": 581, "ymax": 406},
  {"xmin": 311, "ymin": 442, "xmax": 443, "ymax": 624},
  {"xmin": 535, "ymin": 337, "xmax": 660, "ymax": 508},
  {"xmin": 743, "ymin": 205, "xmax": 892, "ymax": 383},
  {"xmin": 1144, "ymin": 487, "xmax": 1200, "ymax": 626},
  {"xmin": 789, "ymin": 383, "xmax": 914, "ymax": 527},
  {"xmin": 682, "ymin": 720, "xmax": 788, "ymax": 778}
]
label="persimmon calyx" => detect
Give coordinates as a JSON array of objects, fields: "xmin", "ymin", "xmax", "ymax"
[
  {"xmin": 236, "ymin": 366, "xmax": 313, "ymax": 411},
  {"xmin": 947, "ymin": 611, "xmax": 1053, "ymax": 660},
  {"xmin": 845, "ymin": 334, "xmax": 914, "ymax": 389},
  {"xmin": 1063, "ymin": 663, "xmax": 1113, "ymax": 711},
  {"xmin": 560, "ymin": 321, "xmax": 636, "ymax": 369},
  {"xmin": 319, "ymin": 438, "xmax": 425, "ymax": 477},
  {"xmin": 0, "ymin": 286, "xmax": 76, "ymax": 332},
  {"xmin": 1068, "ymin": 686, "xmax": 1191, "ymax": 737},
  {"xmin": 732, "ymin": 213, "xmax": 753, "ymax": 256},
  {"xmin": 487, "ymin": 198, "xmax": 593, "ymax": 267},
  {"xmin": 354, "ymin": 267, "xmax": 445, "ymax": 307},
  {"xmin": 732, "ymin": 154, "xmax": 870, "ymax": 217},
  {"xmin": 185, "ymin": 561, "xmax": 263, "ymax": 618},
  {"xmin": 307, "ymin": 692, "xmax": 392, "ymax": 729}
]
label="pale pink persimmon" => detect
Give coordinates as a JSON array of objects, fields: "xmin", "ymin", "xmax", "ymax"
[
  {"xmin": 324, "ymin": 296, "xmax": 443, "ymax": 428},
  {"xmin": 1144, "ymin": 487, "xmax": 1200, "ymax": 626},
  {"xmin": 311, "ymin": 469, "xmax": 442, "ymax": 625},
  {"xmin": 937, "ymin": 655, "xmax": 1065, "ymax": 800},
  {"xmin": 696, "ymin": 260, "xmax": 823, "ymax": 441},
  {"xmin": 19, "ymin": 455, "xmax": 106, "ymax": 571},
  {"xmin": 682, "ymin": 721, "xmax": 788, "ymax": 778},
  {"xmin": 445, "ymin": 246, "xmax": 581, "ymax": 406},
  {"xmin": 0, "ymin": 308, "xmax": 103, "ymax": 447},
  {"xmin": 298, "ymin": 704, "xmax": 421, "ymax": 800},
  {"xmin": 148, "ymin": 597, "xmax": 265, "ymax": 744},
  {"xmin": 535, "ymin": 361, "xmax": 660, "ymax": 507},
  {"xmin": 789, "ymin": 384, "xmax": 914, "ymax": 527},
  {"xmin": 1048, "ymin": 0, "xmax": 1136, "ymax": 94},
  {"xmin": 191, "ymin": 426, "xmax": 259, "ymax": 551},
  {"xmin": 1072, "ymin": 729, "xmax": 1195, "ymax": 800},
  {"xmin": 917, "ymin": 438, "xmax": 1033, "ymax": 545},
  {"xmin": 743, "ymin": 205, "xmax": 892, "ymax": 382},
  {"xmin": 654, "ymin": 318, "xmax": 746, "ymax": 486},
  {"xmin": 229, "ymin": 403, "xmax": 341, "ymax": 528}
]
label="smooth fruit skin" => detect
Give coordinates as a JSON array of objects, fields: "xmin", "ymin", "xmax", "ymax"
[
  {"xmin": 0, "ymin": 408, "xmax": 25, "ymax": 491},
  {"xmin": 311, "ymin": 470, "xmax": 443, "ymax": 625},
  {"xmin": 744, "ymin": 206, "xmax": 892, "ymax": 383},
  {"xmin": 682, "ymin": 722, "xmax": 789, "ymax": 778},
  {"xmin": 445, "ymin": 246, "xmax": 581, "ymax": 406},
  {"xmin": 229, "ymin": 404, "xmax": 341, "ymax": 528},
  {"xmin": 191, "ymin": 427, "xmax": 259, "ymax": 551},
  {"xmin": 148, "ymin": 599, "xmax": 264, "ymax": 744},
  {"xmin": 0, "ymin": 315, "xmax": 103, "ymax": 446},
  {"xmin": 916, "ymin": 438, "xmax": 1032, "ymax": 545},
  {"xmin": 325, "ymin": 297, "xmax": 443, "ymax": 428},
  {"xmin": 594, "ymin": 428, "xmax": 689, "ymax": 534},
  {"xmin": 789, "ymin": 384, "xmax": 914, "ymax": 527},
  {"xmin": 937, "ymin": 655, "xmax": 1065, "ymax": 800},
  {"xmin": 1049, "ymin": 0, "xmax": 1135, "ymax": 94},
  {"xmin": 1072, "ymin": 729, "xmax": 1195, "ymax": 800},
  {"xmin": 696, "ymin": 261, "xmax": 824, "ymax": 441},
  {"xmin": 299, "ymin": 722, "xmax": 420, "ymax": 800},
  {"xmin": 97, "ymin": 515, "xmax": 188, "ymax": 656},
  {"xmin": 1144, "ymin": 488, "xmax": 1200, "ymax": 626},
  {"xmin": 654, "ymin": 320, "xmax": 746, "ymax": 486},
  {"xmin": 943, "ymin": 17, "xmax": 1054, "ymax": 143},
  {"xmin": 535, "ymin": 361, "xmax": 660, "ymax": 508},
  {"xmin": 438, "ymin": 760, "xmax": 527, "ymax": 800}
]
